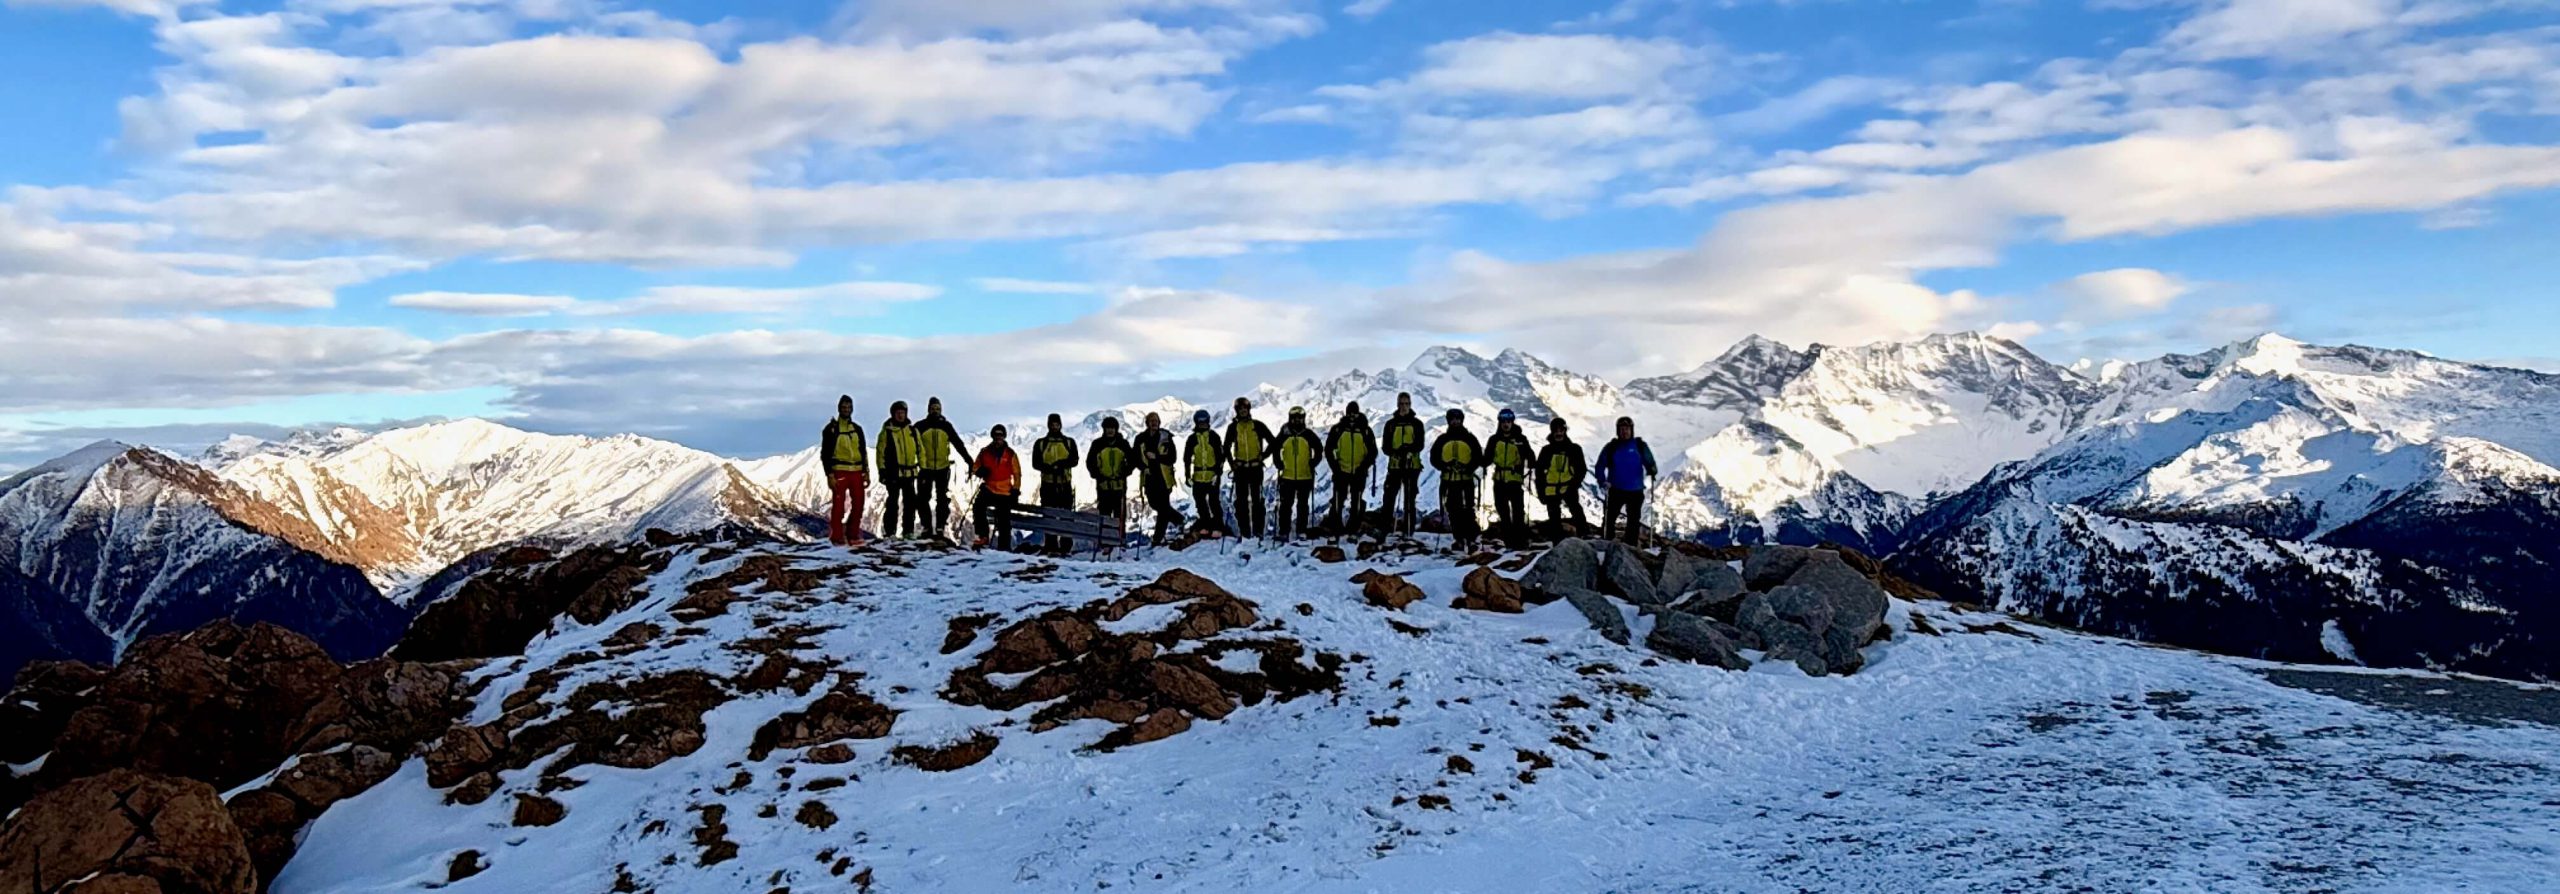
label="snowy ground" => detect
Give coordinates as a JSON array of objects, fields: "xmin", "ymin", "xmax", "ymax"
[{"xmin": 277, "ymin": 539, "xmax": 2560, "ymax": 893}]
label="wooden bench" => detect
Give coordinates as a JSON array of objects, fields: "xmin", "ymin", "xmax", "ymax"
[{"xmin": 1006, "ymin": 504, "xmax": 1128, "ymax": 557}]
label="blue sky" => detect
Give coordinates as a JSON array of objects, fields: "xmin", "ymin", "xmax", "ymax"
[{"xmin": 2, "ymin": 0, "xmax": 2556, "ymax": 468}]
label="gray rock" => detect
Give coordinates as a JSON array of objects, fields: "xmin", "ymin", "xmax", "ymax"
[
  {"xmin": 1735, "ymin": 592, "xmax": 1830, "ymax": 675},
  {"xmin": 1557, "ymin": 587, "xmax": 1630, "ymax": 645},
  {"xmin": 1819, "ymin": 625, "xmax": 1869, "ymax": 675},
  {"xmin": 1784, "ymin": 553, "xmax": 1889, "ymax": 643},
  {"xmin": 1656, "ymin": 550, "xmax": 1747, "ymax": 603},
  {"xmin": 1646, "ymin": 613, "xmax": 1751, "ymax": 671},
  {"xmin": 1742, "ymin": 545, "xmax": 1824, "ymax": 591},
  {"xmin": 1597, "ymin": 543, "xmax": 1662, "ymax": 606},
  {"xmin": 1520, "ymin": 538, "xmax": 1601, "ymax": 597},
  {"xmin": 1764, "ymin": 584, "xmax": 1837, "ymax": 636},
  {"xmin": 1668, "ymin": 587, "xmax": 1747, "ymax": 624}
]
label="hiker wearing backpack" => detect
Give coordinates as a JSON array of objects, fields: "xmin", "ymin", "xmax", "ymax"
[
  {"xmin": 1184, "ymin": 410, "xmax": 1228, "ymax": 535},
  {"xmin": 1381, "ymin": 392, "xmax": 1426, "ymax": 539},
  {"xmin": 1224, "ymin": 398, "xmax": 1276, "ymax": 539},
  {"xmin": 1536, "ymin": 418, "xmax": 1589, "ymax": 538},
  {"xmin": 1486, "ymin": 409, "xmax": 1535, "ymax": 547},
  {"xmin": 1272, "ymin": 407, "xmax": 1322, "ymax": 541},
  {"xmin": 1087, "ymin": 417, "xmax": 1134, "ymax": 523},
  {"xmin": 1324, "ymin": 402, "xmax": 1376, "ymax": 536},
  {"xmin": 912, "ymin": 397, "xmax": 971, "ymax": 539},
  {"xmin": 1135, "ymin": 412, "xmax": 1184, "ymax": 541},
  {"xmin": 1431, "ymin": 409, "xmax": 1487, "ymax": 551},
  {"xmin": 969, "ymin": 425, "xmax": 1021, "ymax": 550},
  {"xmin": 1032, "ymin": 414, "xmax": 1079, "ymax": 511},
  {"xmin": 1596, "ymin": 416, "xmax": 1658, "ymax": 546},
  {"xmin": 819, "ymin": 395, "xmax": 869, "ymax": 547},
  {"xmin": 875, "ymin": 401, "xmax": 923, "ymax": 539}
]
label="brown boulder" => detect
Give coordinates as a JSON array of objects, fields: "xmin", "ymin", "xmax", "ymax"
[
  {"xmin": 513, "ymin": 793, "xmax": 567, "ymax": 827},
  {"xmin": 41, "ymin": 622, "xmax": 343, "ymax": 794},
  {"xmin": 400, "ymin": 544, "xmax": 667, "ymax": 662},
  {"xmin": 0, "ymin": 659, "xmax": 106, "ymax": 764},
  {"xmin": 1099, "ymin": 710, "xmax": 1192, "ymax": 751},
  {"xmin": 1311, "ymin": 545, "xmax": 1347, "ymax": 563},
  {"xmin": 511, "ymin": 672, "xmax": 726, "ymax": 773},
  {"xmin": 1453, "ymin": 567, "xmax": 1525, "ymax": 613},
  {"xmin": 1143, "ymin": 663, "xmax": 1235, "ymax": 720},
  {"xmin": 0, "ymin": 769, "xmax": 257, "ymax": 894},
  {"xmin": 749, "ymin": 688, "xmax": 898, "ymax": 760},
  {"xmin": 982, "ymin": 611, "xmax": 1104, "ymax": 674},
  {"xmin": 286, "ymin": 658, "xmax": 471, "ymax": 756},
  {"xmin": 1362, "ymin": 574, "xmax": 1425, "ymax": 611},
  {"xmin": 890, "ymin": 731, "xmax": 1001, "ymax": 772},
  {"xmin": 425, "ymin": 724, "xmax": 509, "ymax": 789},
  {"xmin": 1161, "ymin": 594, "xmax": 1259, "ymax": 642}
]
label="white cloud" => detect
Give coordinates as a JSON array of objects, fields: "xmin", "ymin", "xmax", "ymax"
[
  {"xmin": 388, "ymin": 291, "xmax": 579, "ymax": 316},
  {"xmin": 389, "ymin": 281, "xmax": 941, "ymax": 317},
  {"xmin": 1343, "ymin": 0, "xmax": 1390, "ymax": 19},
  {"xmin": 845, "ymin": 0, "xmax": 1268, "ymax": 38},
  {"xmin": 3, "ymin": 0, "xmax": 198, "ymax": 17},
  {"xmin": 1344, "ymin": 32, "xmax": 1705, "ymax": 102},
  {"xmin": 974, "ymin": 277, "xmax": 1099, "ymax": 294},
  {"xmin": 2054, "ymin": 268, "xmax": 2191, "ymax": 317},
  {"xmin": 2169, "ymin": 0, "xmax": 2407, "ymax": 60}
]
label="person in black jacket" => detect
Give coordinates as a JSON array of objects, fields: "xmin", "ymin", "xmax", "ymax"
[
  {"xmin": 911, "ymin": 397, "xmax": 971, "ymax": 539},
  {"xmin": 1271, "ymin": 407, "xmax": 1322, "ymax": 541},
  {"xmin": 1534, "ymin": 418, "xmax": 1588, "ymax": 539},
  {"xmin": 1430, "ymin": 408, "xmax": 1486, "ymax": 551},
  {"xmin": 1380, "ymin": 392, "xmax": 1426, "ymax": 539},
  {"xmin": 1031, "ymin": 414, "xmax": 1079, "ymax": 510},
  {"xmin": 1324, "ymin": 402, "xmax": 1376, "ymax": 537},
  {"xmin": 1223, "ymin": 398, "xmax": 1276, "ymax": 539},
  {"xmin": 1133, "ymin": 411, "xmax": 1184, "ymax": 541}
]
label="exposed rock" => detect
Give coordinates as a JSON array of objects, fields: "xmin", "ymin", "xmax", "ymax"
[
  {"xmin": 1144, "ymin": 663, "xmax": 1235, "ymax": 720},
  {"xmin": 0, "ymin": 659, "xmax": 106, "ymax": 764},
  {"xmin": 1452, "ymin": 568, "xmax": 1526, "ymax": 613},
  {"xmin": 1660, "ymin": 549, "xmax": 1747, "ymax": 604},
  {"xmin": 749, "ymin": 687, "xmax": 898, "ymax": 760},
  {"xmin": 513, "ymin": 793, "xmax": 567, "ymax": 827},
  {"xmin": 891, "ymin": 731, "xmax": 1001, "ymax": 772},
  {"xmin": 399, "ymin": 544, "xmax": 667, "ymax": 662},
  {"xmin": 1765, "ymin": 585, "xmax": 1838, "ymax": 637},
  {"xmin": 1098, "ymin": 710, "xmax": 1192, "ymax": 751},
  {"xmin": 510, "ymin": 671, "xmax": 729, "ymax": 773},
  {"xmin": 425, "ymin": 723, "xmax": 509, "ymax": 789},
  {"xmin": 449, "ymin": 849, "xmax": 489, "ymax": 881},
  {"xmin": 1557, "ymin": 588, "xmax": 1630, "ymax": 645},
  {"xmin": 941, "ymin": 614, "xmax": 996, "ymax": 655},
  {"xmin": 1743, "ymin": 545, "xmax": 1823, "ymax": 591},
  {"xmin": 1666, "ymin": 587, "xmax": 1748, "ymax": 624},
  {"xmin": 1646, "ymin": 613, "xmax": 1752, "ymax": 671},
  {"xmin": 40, "ymin": 622, "xmax": 343, "ymax": 794},
  {"xmin": 1784, "ymin": 553, "xmax": 1891, "ymax": 644},
  {"xmin": 804, "ymin": 743, "xmax": 856, "ymax": 764},
  {"xmin": 286, "ymin": 658, "xmax": 473, "ymax": 756},
  {"xmin": 1518, "ymin": 538, "xmax": 1600, "ymax": 596},
  {"xmin": 1160, "ymin": 594, "xmax": 1258, "ymax": 642},
  {"xmin": 1596, "ymin": 543, "xmax": 1662, "ymax": 606},
  {"xmin": 0, "ymin": 770, "xmax": 257, "ymax": 894},
  {"xmin": 1362, "ymin": 574, "xmax": 1425, "ymax": 611},
  {"xmin": 984, "ymin": 611, "xmax": 1103, "ymax": 674},
  {"xmin": 794, "ymin": 800, "xmax": 838, "ymax": 830},
  {"xmin": 1311, "ymin": 545, "xmax": 1347, "ymax": 563}
]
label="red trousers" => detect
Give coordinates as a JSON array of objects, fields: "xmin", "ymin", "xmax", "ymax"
[{"xmin": 827, "ymin": 470, "xmax": 868, "ymax": 544}]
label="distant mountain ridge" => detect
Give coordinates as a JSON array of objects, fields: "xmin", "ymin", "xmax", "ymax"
[{"xmin": 5, "ymin": 331, "xmax": 2556, "ymax": 681}]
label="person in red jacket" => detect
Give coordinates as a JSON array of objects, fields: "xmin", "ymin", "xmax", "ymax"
[
  {"xmin": 818, "ymin": 395, "xmax": 869, "ymax": 547},
  {"xmin": 970, "ymin": 424, "xmax": 1023, "ymax": 550}
]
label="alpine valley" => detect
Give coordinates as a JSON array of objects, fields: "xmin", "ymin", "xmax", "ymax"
[{"xmin": 3, "ymin": 332, "xmax": 2555, "ymax": 686}]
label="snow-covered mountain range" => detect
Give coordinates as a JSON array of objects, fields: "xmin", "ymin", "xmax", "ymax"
[{"xmin": 3, "ymin": 331, "xmax": 2554, "ymax": 682}]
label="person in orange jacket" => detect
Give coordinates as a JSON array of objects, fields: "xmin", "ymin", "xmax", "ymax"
[{"xmin": 970, "ymin": 424, "xmax": 1023, "ymax": 550}]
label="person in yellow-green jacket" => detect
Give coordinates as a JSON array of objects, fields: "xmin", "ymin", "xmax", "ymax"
[
  {"xmin": 1380, "ymin": 392, "xmax": 1427, "ymax": 539},
  {"xmin": 1223, "ymin": 398, "xmax": 1276, "ymax": 539},
  {"xmin": 818, "ymin": 395, "xmax": 869, "ymax": 547},
  {"xmin": 1135, "ymin": 412, "xmax": 1184, "ymax": 541},
  {"xmin": 875, "ymin": 401, "xmax": 923, "ymax": 539},
  {"xmin": 1486, "ymin": 408, "xmax": 1536, "ymax": 547},
  {"xmin": 1271, "ymin": 407, "xmax": 1322, "ymax": 541},
  {"xmin": 1184, "ymin": 410, "xmax": 1228, "ymax": 535},
  {"xmin": 1535, "ymin": 418, "xmax": 1589, "ymax": 539},
  {"xmin": 1031, "ymin": 414, "xmax": 1079, "ymax": 510},
  {"xmin": 1086, "ymin": 417, "xmax": 1134, "ymax": 523},
  {"xmin": 1324, "ymin": 402, "xmax": 1376, "ymax": 537},
  {"xmin": 911, "ymin": 397, "xmax": 972, "ymax": 540},
  {"xmin": 1430, "ymin": 408, "xmax": 1486, "ymax": 552}
]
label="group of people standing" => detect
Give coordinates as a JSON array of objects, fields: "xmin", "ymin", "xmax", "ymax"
[{"xmin": 817, "ymin": 391, "xmax": 1663, "ymax": 551}]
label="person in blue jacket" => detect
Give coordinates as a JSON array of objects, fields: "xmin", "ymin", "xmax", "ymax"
[{"xmin": 1595, "ymin": 416, "xmax": 1657, "ymax": 545}]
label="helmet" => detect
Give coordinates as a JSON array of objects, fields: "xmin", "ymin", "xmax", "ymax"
[
  {"xmin": 1193, "ymin": 410, "xmax": 1212, "ymax": 425},
  {"xmin": 1289, "ymin": 405, "xmax": 1306, "ymax": 417},
  {"xmin": 1497, "ymin": 408, "xmax": 1516, "ymax": 422},
  {"xmin": 1446, "ymin": 408, "xmax": 1464, "ymax": 421}
]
